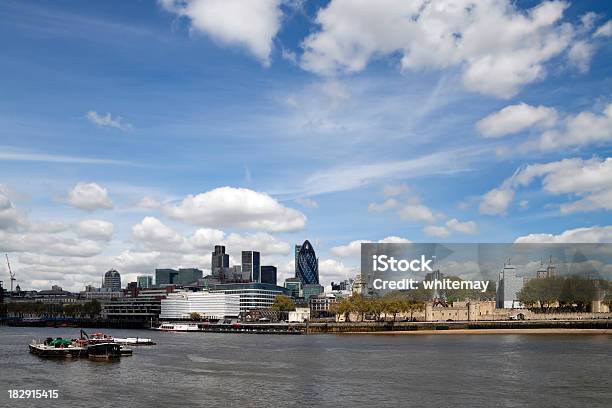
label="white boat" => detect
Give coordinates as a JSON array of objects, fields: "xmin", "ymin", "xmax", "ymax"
[
  {"xmin": 155, "ymin": 323, "xmax": 200, "ymax": 332},
  {"xmin": 113, "ymin": 337, "xmax": 156, "ymax": 346}
]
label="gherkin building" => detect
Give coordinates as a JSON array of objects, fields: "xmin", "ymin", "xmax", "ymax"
[{"xmin": 296, "ymin": 240, "xmax": 319, "ymax": 285}]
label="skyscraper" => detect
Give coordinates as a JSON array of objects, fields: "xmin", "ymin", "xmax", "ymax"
[
  {"xmin": 261, "ymin": 265, "xmax": 277, "ymax": 285},
  {"xmin": 496, "ymin": 260, "xmax": 524, "ymax": 309},
  {"xmin": 242, "ymin": 251, "xmax": 261, "ymax": 283},
  {"xmin": 103, "ymin": 269, "xmax": 121, "ymax": 291},
  {"xmin": 137, "ymin": 275, "xmax": 153, "ymax": 289},
  {"xmin": 295, "ymin": 240, "xmax": 319, "ymax": 285},
  {"xmin": 211, "ymin": 245, "xmax": 230, "ymax": 279}
]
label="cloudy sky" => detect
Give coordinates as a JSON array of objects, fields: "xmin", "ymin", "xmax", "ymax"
[{"xmin": 1, "ymin": 0, "xmax": 611, "ymax": 291}]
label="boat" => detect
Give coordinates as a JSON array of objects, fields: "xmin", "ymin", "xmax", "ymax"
[
  {"xmin": 29, "ymin": 337, "xmax": 87, "ymax": 358},
  {"xmin": 155, "ymin": 322, "xmax": 200, "ymax": 332},
  {"xmin": 113, "ymin": 337, "xmax": 156, "ymax": 346},
  {"xmin": 87, "ymin": 343, "xmax": 122, "ymax": 360}
]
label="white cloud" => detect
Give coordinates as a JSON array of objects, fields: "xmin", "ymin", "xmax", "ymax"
[
  {"xmin": 424, "ymin": 219, "xmax": 477, "ymax": 238},
  {"xmin": 160, "ymin": 0, "xmax": 282, "ymax": 66},
  {"xmin": 477, "ymin": 103, "xmax": 557, "ymax": 138},
  {"xmin": 479, "ymin": 187, "xmax": 515, "ymax": 215},
  {"xmin": 398, "ymin": 203, "xmax": 436, "ymax": 223},
  {"xmin": 318, "ymin": 259, "xmax": 357, "ymax": 285},
  {"xmin": 424, "ymin": 225, "xmax": 450, "ymax": 238},
  {"xmin": 68, "ymin": 182, "xmax": 113, "ymax": 211},
  {"xmin": 367, "ymin": 198, "xmax": 398, "ymax": 213},
  {"xmin": 295, "ymin": 197, "xmax": 318, "ymax": 208},
  {"xmin": 446, "ymin": 218, "xmax": 478, "ymax": 234},
  {"xmin": 301, "ymin": 0, "xmax": 577, "ymax": 98},
  {"xmin": 137, "ymin": 196, "xmax": 162, "ymax": 209},
  {"xmin": 567, "ymin": 40, "xmax": 594, "ymax": 73},
  {"xmin": 132, "ymin": 216, "xmax": 190, "ymax": 251},
  {"xmin": 76, "ymin": 220, "xmax": 114, "ymax": 241},
  {"xmin": 330, "ymin": 236, "xmax": 411, "ymax": 258},
  {"xmin": 86, "ymin": 111, "xmax": 131, "ymax": 131},
  {"xmin": 164, "ymin": 186, "xmax": 306, "ymax": 232},
  {"xmin": 593, "ymin": 21, "xmax": 612, "ymax": 38},
  {"xmin": 480, "ymin": 157, "xmax": 612, "ymax": 215},
  {"xmin": 537, "ymin": 103, "xmax": 612, "ymax": 151},
  {"xmin": 515, "ymin": 226, "xmax": 612, "ymax": 243},
  {"xmin": 382, "ymin": 183, "xmax": 409, "ymax": 197},
  {"xmin": 0, "ymin": 186, "xmax": 24, "ymax": 229}
]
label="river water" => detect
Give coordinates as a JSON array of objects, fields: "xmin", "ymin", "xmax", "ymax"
[{"xmin": 0, "ymin": 326, "xmax": 610, "ymax": 408}]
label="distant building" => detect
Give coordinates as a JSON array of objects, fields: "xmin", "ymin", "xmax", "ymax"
[
  {"xmin": 137, "ymin": 275, "xmax": 153, "ymax": 289},
  {"xmin": 160, "ymin": 291, "xmax": 240, "ymax": 320},
  {"xmin": 103, "ymin": 269, "xmax": 121, "ymax": 292},
  {"xmin": 284, "ymin": 277, "xmax": 302, "ymax": 298},
  {"xmin": 496, "ymin": 260, "xmax": 524, "ymax": 309},
  {"xmin": 102, "ymin": 287, "xmax": 174, "ymax": 322},
  {"xmin": 241, "ymin": 251, "xmax": 261, "ymax": 283},
  {"xmin": 537, "ymin": 257, "xmax": 557, "ymax": 279},
  {"xmin": 310, "ymin": 293, "xmax": 338, "ymax": 317},
  {"xmin": 295, "ymin": 240, "xmax": 319, "ymax": 285},
  {"xmin": 156, "ymin": 268, "xmax": 203, "ymax": 286},
  {"xmin": 211, "ymin": 245, "xmax": 230, "ymax": 280},
  {"xmin": 331, "ymin": 279, "xmax": 352, "ymax": 291},
  {"xmin": 303, "ymin": 284, "xmax": 324, "ymax": 300},
  {"xmin": 260, "ymin": 265, "xmax": 277, "ymax": 285},
  {"xmin": 209, "ymin": 282, "xmax": 290, "ymax": 312}
]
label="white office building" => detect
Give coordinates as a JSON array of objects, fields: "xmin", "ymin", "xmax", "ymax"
[
  {"xmin": 496, "ymin": 261, "xmax": 525, "ymax": 309},
  {"xmin": 160, "ymin": 291, "xmax": 240, "ymax": 320}
]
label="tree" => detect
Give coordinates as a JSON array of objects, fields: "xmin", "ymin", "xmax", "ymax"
[
  {"xmin": 189, "ymin": 312, "xmax": 202, "ymax": 321},
  {"xmin": 271, "ymin": 295, "xmax": 295, "ymax": 312}
]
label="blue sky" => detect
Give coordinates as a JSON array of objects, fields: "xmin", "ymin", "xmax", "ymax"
[{"xmin": 0, "ymin": 0, "xmax": 611, "ymax": 291}]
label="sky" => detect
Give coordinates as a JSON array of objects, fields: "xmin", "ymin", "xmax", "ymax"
[{"xmin": 0, "ymin": 0, "xmax": 611, "ymax": 291}]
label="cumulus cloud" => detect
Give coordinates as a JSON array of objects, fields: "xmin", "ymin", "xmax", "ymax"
[
  {"xmin": 424, "ymin": 218, "xmax": 477, "ymax": 238},
  {"xmin": 68, "ymin": 182, "xmax": 113, "ymax": 211},
  {"xmin": 86, "ymin": 111, "xmax": 131, "ymax": 131},
  {"xmin": 537, "ymin": 103, "xmax": 612, "ymax": 151},
  {"xmin": 477, "ymin": 103, "xmax": 557, "ymax": 138},
  {"xmin": 164, "ymin": 186, "xmax": 306, "ymax": 232},
  {"xmin": 594, "ymin": 21, "xmax": 612, "ymax": 38},
  {"xmin": 330, "ymin": 236, "xmax": 411, "ymax": 258},
  {"xmin": 76, "ymin": 220, "xmax": 114, "ymax": 241},
  {"xmin": 398, "ymin": 203, "xmax": 436, "ymax": 223},
  {"xmin": 515, "ymin": 226, "xmax": 612, "ymax": 243},
  {"xmin": 160, "ymin": 0, "xmax": 283, "ymax": 66},
  {"xmin": 480, "ymin": 157, "xmax": 612, "ymax": 215},
  {"xmin": 367, "ymin": 198, "xmax": 398, "ymax": 213},
  {"xmin": 301, "ymin": 0, "xmax": 580, "ymax": 98},
  {"xmin": 0, "ymin": 186, "xmax": 24, "ymax": 229},
  {"xmin": 318, "ymin": 259, "xmax": 357, "ymax": 284}
]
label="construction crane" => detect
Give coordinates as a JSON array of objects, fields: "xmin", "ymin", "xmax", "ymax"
[{"xmin": 5, "ymin": 254, "xmax": 16, "ymax": 292}]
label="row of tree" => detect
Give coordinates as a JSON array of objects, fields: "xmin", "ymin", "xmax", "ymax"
[
  {"xmin": 330, "ymin": 294, "xmax": 425, "ymax": 322},
  {"xmin": 518, "ymin": 276, "xmax": 611, "ymax": 312},
  {"xmin": 0, "ymin": 300, "xmax": 102, "ymax": 318}
]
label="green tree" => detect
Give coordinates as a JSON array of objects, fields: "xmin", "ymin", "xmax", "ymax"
[
  {"xmin": 189, "ymin": 312, "xmax": 202, "ymax": 321},
  {"xmin": 271, "ymin": 295, "xmax": 295, "ymax": 312}
]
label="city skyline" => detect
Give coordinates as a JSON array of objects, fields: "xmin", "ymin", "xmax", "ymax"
[{"xmin": 1, "ymin": 0, "xmax": 611, "ymax": 292}]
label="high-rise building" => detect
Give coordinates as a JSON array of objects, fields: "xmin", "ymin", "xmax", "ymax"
[
  {"xmin": 295, "ymin": 240, "xmax": 319, "ymax": 285},
  {"xmin": 284, "ymin": 277, "xmax": 302, "ymax": 298},
  {"xmin": 137, "ymin": 275, "xmax": 153, "ymax": 289},
  {"xmin": 242, "ymin": 251, "xmax": 260, "ymax": 283},
  {"xmin": 496, "ymin": 260, "xmax": 524, "ymax": 309},
  {"xmin": 103, "ymin": 269, "xmax": 122, "ymax": 291},
  {"xmin": 156, "ymin": 268, "xmax": 179, "ymax": 286},
  {"xmin": 260, "ymin": 266, "xmax": 277, "ymax": 285},
  {"xmin": 211, "ymin": 245, "xmax": 230, "ymax": 279},
  {"xmin": 178, "ymin": 268, "xmax": 203, "ymax": 285}
]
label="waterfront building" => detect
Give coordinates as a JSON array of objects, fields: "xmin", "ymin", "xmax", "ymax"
[
  {"xmin": 260, "ymin": 265, "xmax": 277, "ymax": 285},
  {"xmin": 310, "ymin": 293, "xmax": 338, "ymax": 317},
  {"xmin": 209, "ymin": 282, "xmax": 290, "ymax": 312},
  {"xmin": 160, "ymin": 291, "xmax": 240, "ymax": 320},
  {"xmin": 496, "ymin": 260, "xmax": 525, "ymax": 309},
  {"xmin": 103, "ymin": 269, "xmax": 121, "ymax": 292},
  {"xmin": 211, "ymin": 245, "xmax": 230, "ymax": 280},
  {"xmin": 241, "ymin": 251, "xmax": 261, "ymax": 283},
  {"xmin": 295, "ymin": 240, "xmax": 319, "ymax": 285},
  {"xmin": 102, "ymin": 287, "xmax": 174, "ymax": 322},
  {"xmin": 288, "ymin": 307, "xmax": 310, "ymax": 323},
  {"xmin": 303, "ymin": 283, "xmax": 324, "ymax": 299},
  {"xmin": 137, "ymin": 275, "xmax": 153, "ymax": 289},
  {"xmin": 284, "ymin": 277, "xmax": 302, "ymax": 298}
]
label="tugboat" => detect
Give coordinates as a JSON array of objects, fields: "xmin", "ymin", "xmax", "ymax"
[{"xmin": 87, "ymin": 343, "xmax": 122, "ymax": 360}]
